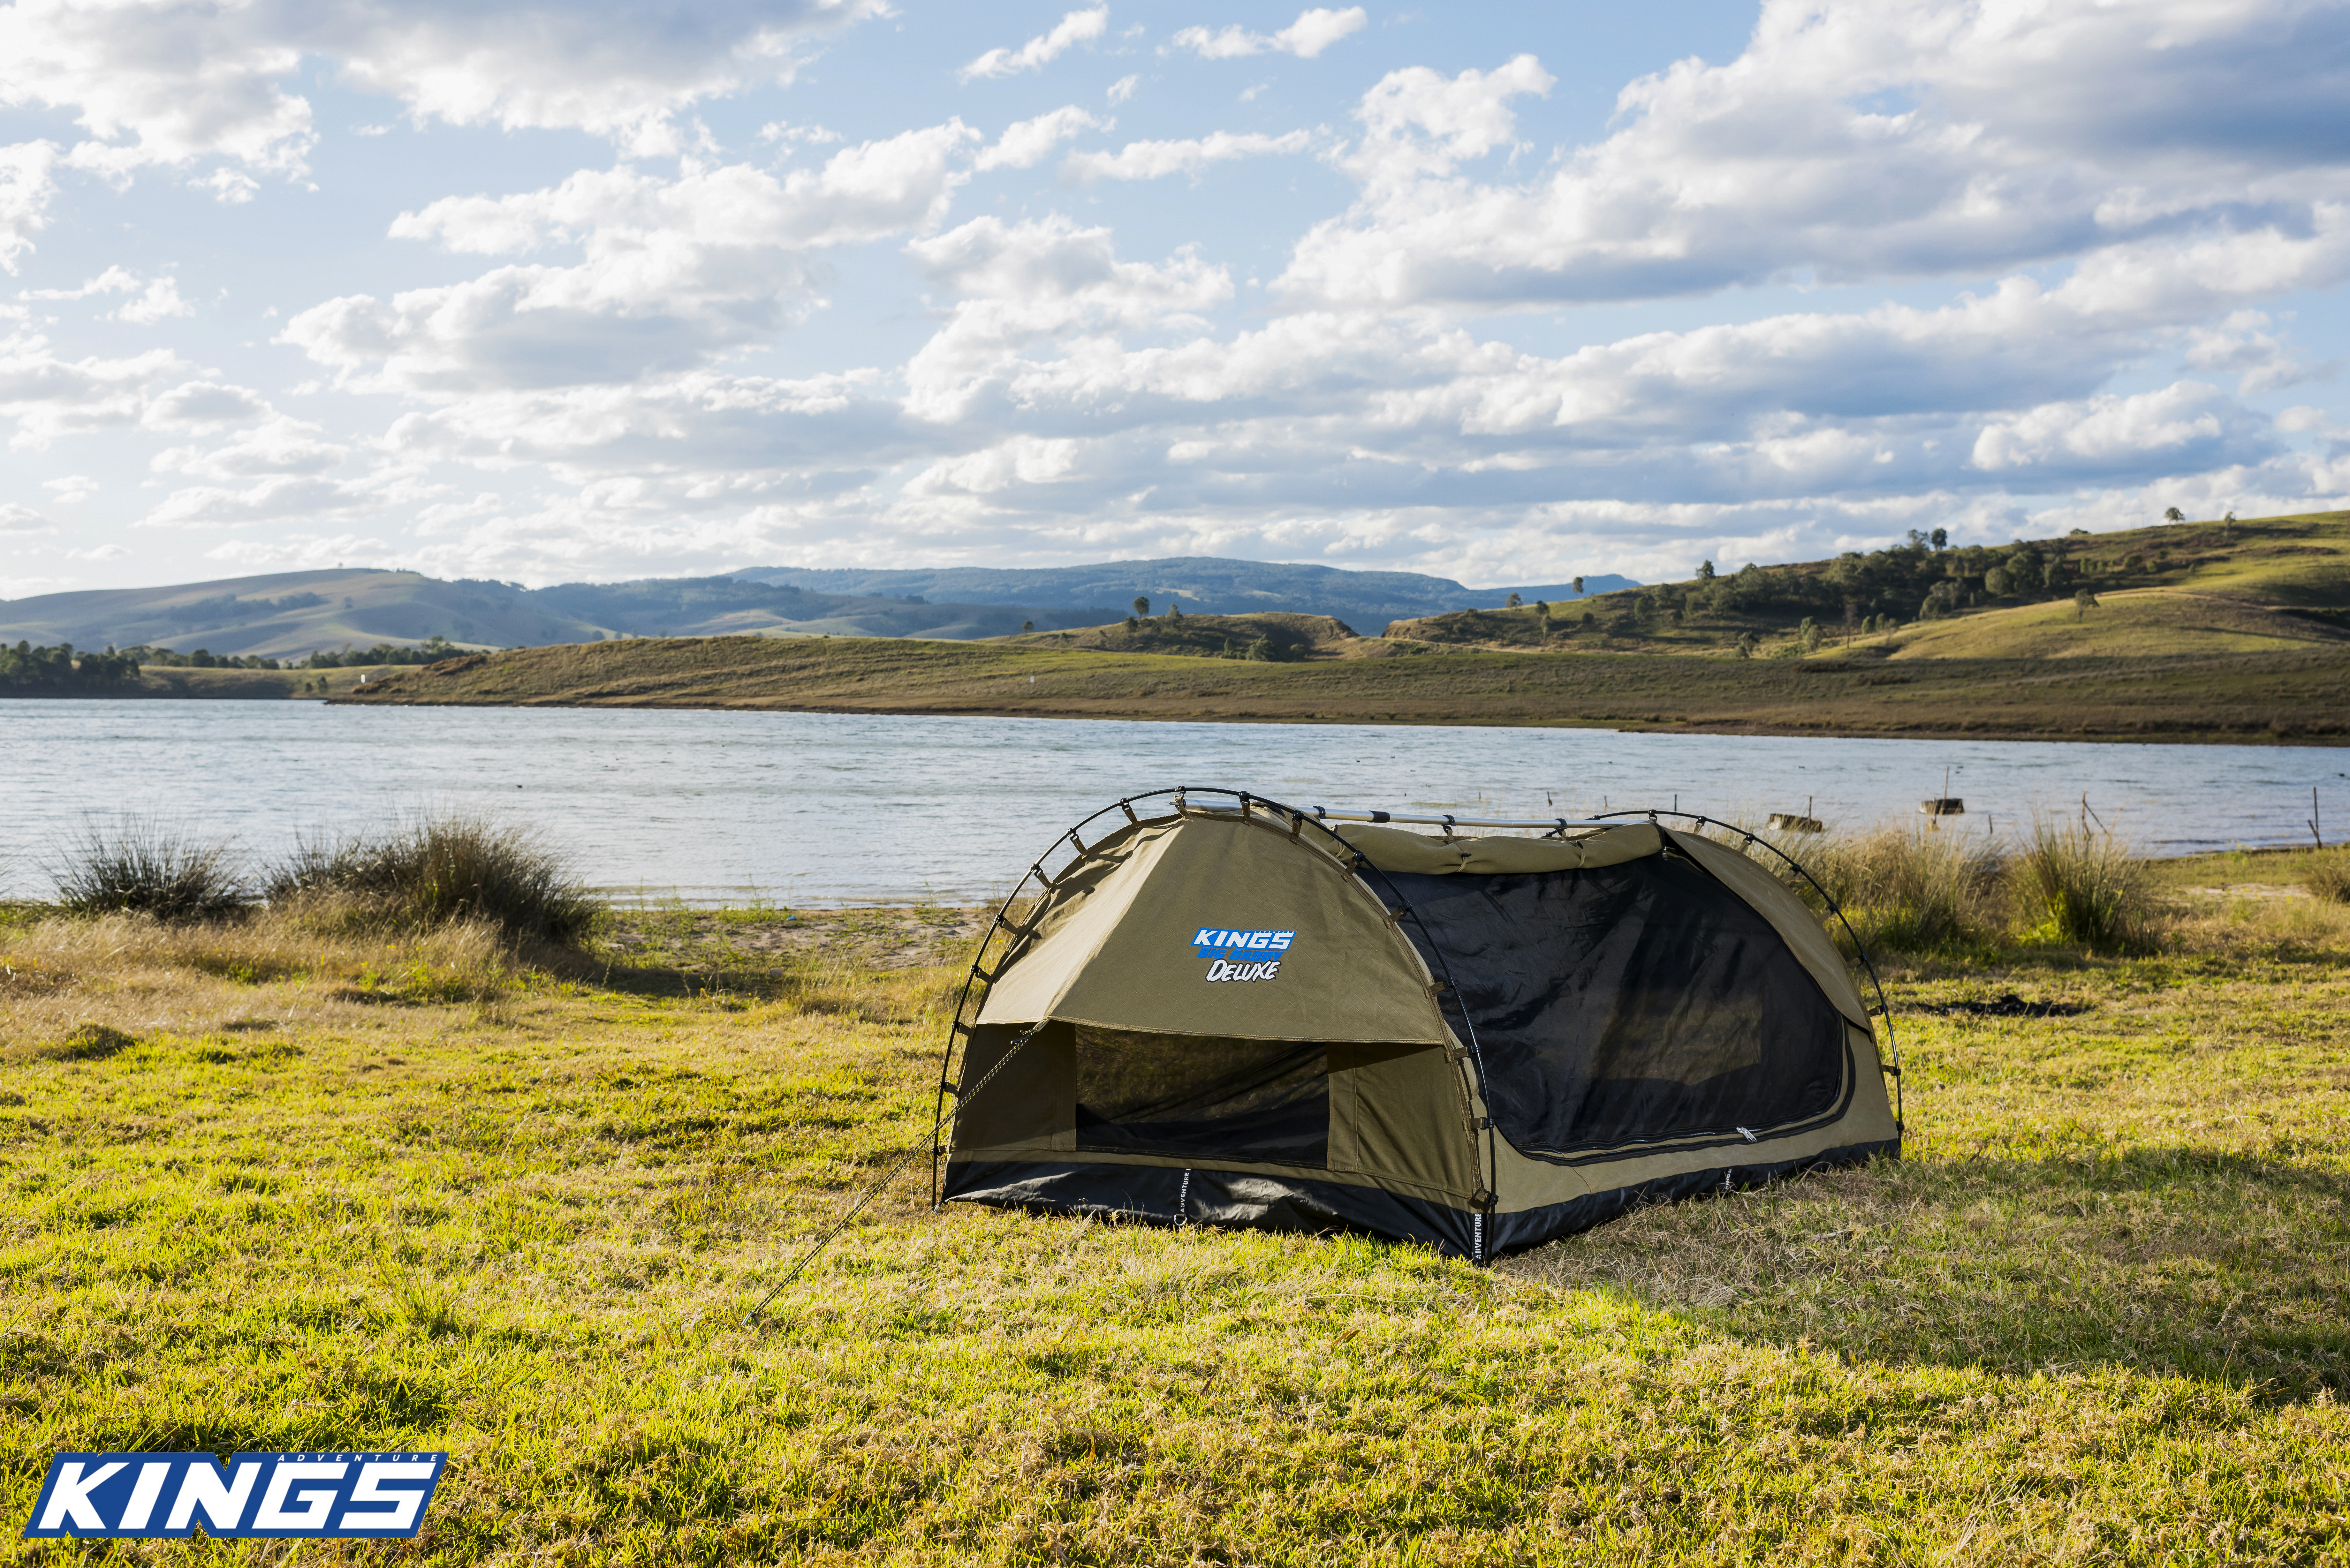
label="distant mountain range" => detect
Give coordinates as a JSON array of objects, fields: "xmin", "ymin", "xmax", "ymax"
[
  {"xmin": 0, "ymin": 558, "xmax": 1639, "ymax": 659},
  {"xmin": 737, "ymin": 559, "xmax": 1636, "ymax": 633}
]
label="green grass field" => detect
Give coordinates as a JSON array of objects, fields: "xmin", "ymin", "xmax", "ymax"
[{"xmin": 3, "ymin": 870, "xmax": 2346, "ymax": 1564}]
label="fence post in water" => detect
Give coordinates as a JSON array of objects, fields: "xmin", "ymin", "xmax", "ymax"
[{"xmin": 2311, "ymin": 787, "xmax": 2323, "ymax": 850}]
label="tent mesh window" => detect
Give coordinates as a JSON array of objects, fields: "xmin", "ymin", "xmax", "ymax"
[
  {"xmin": 1073, "ymin": 1026, "xmax": 1329, "ymax": 1165},
  {"xmin": 1389, "ymin": 856, "xmax": 1847, "ymax": 1154}
]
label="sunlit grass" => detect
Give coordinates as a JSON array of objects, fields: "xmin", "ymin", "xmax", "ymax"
[{"xmin": 0, "ymin": 891, "xmax": 2344, "ymax": 1563}]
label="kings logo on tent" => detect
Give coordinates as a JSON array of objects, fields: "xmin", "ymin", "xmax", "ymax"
[
  {"xmin": 1190, "ymin": 927, "xmax": 1293, "ymax": 983},
  {"xmin": 23, "ymin": 1452, "xmax": 446, "ymax": 1540}
]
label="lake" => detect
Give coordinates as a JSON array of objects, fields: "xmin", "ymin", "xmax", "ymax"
[{"xmin": 4, "ymin": 701, "xmax": 2345, "ymax": 904}]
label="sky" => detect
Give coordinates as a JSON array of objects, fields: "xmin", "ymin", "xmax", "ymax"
[{"xmin": 4, "ymin": 0, "xmax": 2350, "ymax": 598}]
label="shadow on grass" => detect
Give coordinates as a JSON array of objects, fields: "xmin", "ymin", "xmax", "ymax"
[{"xmin": 1503, "ymin": 1147, "xmax": 2350, "ymax": 1401}]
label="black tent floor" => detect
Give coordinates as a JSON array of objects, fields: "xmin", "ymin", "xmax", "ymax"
[{"xmin": 944, "ymin": 1141, "xmax": 1899, "ymax": 1262}]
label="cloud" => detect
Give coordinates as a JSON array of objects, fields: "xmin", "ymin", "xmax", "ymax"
[
  {"xmin": 1286, "ymin": 1, "xmax": 2350, "ymax": 308},
  {"xmin": 288, "ymin": 124, "xmax": 979, "ymax": 393},
  {"xmin": 1063, "ymin": 129, "xmax": 1315, "ymax": 182},
  {"xmin": 0, "ymin": 501, "xmax": 52, "ymax": 532},
  {"xmin": 154, "ymin": 415, "xmax": 348, "ymax": 479},
  {"xmin": 112, "ymin": 275, "xmax": 193, "ymax": 324},
  {"xmin": 1969, "ymin": 383, "xmax": 2275, "ymax": 479},
  {"xmin": 901, "ymin": 214, "xmax": 1234, "ymax": 421},
  {"xmin": 1107, "ymin": 74, "xmax": 1140, "ymax": 105},
  {"xmin": 1170, "ymin": 7, "xmax": 1367, "ymax": 60},
  {"xmin": 977, "ymin": 107, "xmax": 1110, "ymax": 172},
  {"xmin": 0, "ymin": 143, "xmax": 61, "ymax": 274},
  {"xmin": 43, "ymin": 473, "xmax": 96, "ymax": 503},
  {"xmin": 143, "ymin": 380, "xmax": 270, "ymax": 427},
  {"xmin": 0, "ymin": 334, "xmax": 191, "ymax": 447},
  {"xmin": 960, "ymin": 7, "xmax": 1109, "ymax": 82}
]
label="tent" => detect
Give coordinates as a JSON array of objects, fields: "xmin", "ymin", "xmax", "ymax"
[{"xmin": 934, "ymin": 789, "xmax": 1899, "ymax": 1262}]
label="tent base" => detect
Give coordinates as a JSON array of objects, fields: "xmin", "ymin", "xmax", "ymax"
[
  {"xmin": 944, "ymin": 1140, "xmax": 1897, "ymax": 1261},
  {"xmin": 944, "ymin": 1159, "xmax": 1483, "ymax": 1258},
  {"xmin": 1487, "ymin": 1138, "xmax": 1899, "ymax": 1255}
]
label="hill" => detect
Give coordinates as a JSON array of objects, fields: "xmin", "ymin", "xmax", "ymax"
[
  {"xmin": 0, "ymin": 554, "xmax": 1636, "ymax": 661},
  {"xmin": 1388, "ymin": 509, "xmax": 2350, "ymax": 661},
  {"xmin": 736, "ymin": 557, "xmax": 1639, "ymax": 629},
  {"xmin": 329, "ymin": 629, "xmax": 2350, "ymax": 743},
  {"xmin": 0, "ymin": 569, "xmax": 1111, "ymax": 660}
]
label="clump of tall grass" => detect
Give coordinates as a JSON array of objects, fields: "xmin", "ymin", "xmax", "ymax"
[
  {"xmin": 267, "ymin": 812, "xmax": 596, "ymax": 943},
  {"xmin": 2303, "ymin": 850, "xmax": 2350, "ymax": 903},
  {"xmin": 49, "ymin": 817, "xmax": 251, "ymax": 921},
  {"xmin": 1773, "ymin": 824, "xmax": 2005, "ymax": 955},
  {"xmin": 2017, "ymin": 814, "xmax": 2154, "ymax": 953}
]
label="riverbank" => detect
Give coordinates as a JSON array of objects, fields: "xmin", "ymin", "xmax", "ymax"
[
  {"xmin": 2, "ymin": 874, "xmax": 2344, "ymax": 1560},
  {"xmin": 313, "ymin": 632, "xmax": 2350, "ymax": 744}
]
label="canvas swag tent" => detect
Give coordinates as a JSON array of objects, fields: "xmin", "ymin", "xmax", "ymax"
[{"xmin": 934, "ymin": 788, "xmax": 1899, "ymax": 1263}]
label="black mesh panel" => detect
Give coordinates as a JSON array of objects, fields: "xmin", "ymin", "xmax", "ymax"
[
  {"xmin": 1073, "ymin": 1027, "xmax": 1328, "ymax": 1165},
  {"xmin": 1385, "ymin": 854, "xmax": 1846, "ymax": 1154}
]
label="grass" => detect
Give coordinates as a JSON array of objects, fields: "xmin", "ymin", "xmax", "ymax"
[
  {"xmin": 268, "ymin": 814, "xmax": 599, "ymax": 944},
  {"xmin": 47, "ymin": 816, "xmax": 251, "ymax": 921},
  {"xmin": 327, "ymin": 628, "xmax": 2350, "ymax": 744},
  {"xmin": 1, "ymin": 881, "xmax": 2346, "ymax": 1562}
]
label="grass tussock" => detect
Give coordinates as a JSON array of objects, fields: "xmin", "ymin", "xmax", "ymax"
[
  {"xmin": 266, "ymin": 811, "xmax": 597, "ymax": 943},
  {"xmin": 1778, "ymin": 823, "xmax": 2006, "ymax": 954},
  {"xmin": 2303, "ymin": 848, "xmax": 2350, "ymax": 902},
  {"xmin": 48, "ymin": 815, "xmax": 250, "ymax": 921},
  {"xmin": 2018, "ymin": 813, "xmax": 2156, "ymax": 952}
]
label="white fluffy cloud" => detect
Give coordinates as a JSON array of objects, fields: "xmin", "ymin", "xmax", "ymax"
[
  {"xmin": 1286, "ymin": 0, "xmax": 2350, "ymax": 308},
  {"xmin": 1064, "ymin": 129, "xmax": 1315, "ymax": 183},
  {"xmin": 0, "ymin": 143, "xmax": 61, "ymax": 274},
  {"xmin": 285, "ymin": 123, "xmax": 978, "ymax": 393},
  {"xmin": 977, "ymin": 107, "xmax": 1110, "ymax": 172},
  {"xmin": 0, "ymin": 501, "xmax": 52, "ymax": 532},
  {"xmin": 960, "ymin": 7, "xmax": 1108, "ymax": 82},
  {"xmin": 1170, "ymin": 7, "xmax": 1367, "ymax": 61}
]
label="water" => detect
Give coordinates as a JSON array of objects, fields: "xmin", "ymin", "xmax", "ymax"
[{"xmin": 4, "ymin": 701, "xmax": 2346, "ymax": 904}]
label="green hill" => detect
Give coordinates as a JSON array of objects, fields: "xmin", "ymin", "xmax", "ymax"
[{"xmin": 1390, "ymin": 509, "xmax": 2350, "ymax": 661}]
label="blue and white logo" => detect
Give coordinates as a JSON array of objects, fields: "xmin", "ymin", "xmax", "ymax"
[
  {"xmin": 1191, "ymin": 927, "xmax": 1294, "ymax": 982},
  {"xmin": 23, "ymin": 1452, "xmax": 446, "ymax": 1540},
  {"xmin": 1190, "ymin": 928, "xmax": 1295, "ymax": 957}
]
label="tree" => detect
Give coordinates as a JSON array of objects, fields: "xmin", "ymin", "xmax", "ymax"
[
  {"xmin": 2074, "ymin": 588, "xmax": 2099, "ymax": 621},
  {"xmin": 1984, "ymin": 566, "xmax": 2013, "ymax": 597},
  {"xmin": 1931, "ymin": 527, "xmax": 1949, "ymax": 550},
  {"xmin": 1168, "ymin": 603, "xmax": 1181, "ymax": 621},
  {"xmin": 1021, "ymin": 620, "xmax": 1035, "ymax": 633},
  {"xmin": 1734, "ymin": 632, "xmax": 1759, "ymax": 659},
  {"xmin": 1506, "ymin": 592, "xmax": 1522, "ymax": 608},
  {"xmin": 2042, "ymin": 560, "xmax": 2065, "ymax": 591},
  {"xmin": 1799, "ymin": 616, "xmax": 1824, "ymax": 653},
  {"xmin": 1697, "ymin": 560, "xmax": 1716, "ymax": 580},
  {"xmin": 1133, "ymin": 596, "xmax": 1150, "ymax": 617},
  {"xmin": 1571, "ymin": 577, "xmax": 1585, "ymax": 596},
  {"xmin": 2164, "ymin": 507, "xmax": 2184, "ymax": 524}
]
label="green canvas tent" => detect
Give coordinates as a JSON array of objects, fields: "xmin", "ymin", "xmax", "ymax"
[{"xmin": 935, "ymin": 789, "xmax": 1899, "ymax": 1262}]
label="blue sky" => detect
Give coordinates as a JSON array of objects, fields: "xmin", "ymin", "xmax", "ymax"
[{"xmin": 4, "ymin": 0, "xmax": 2350, "ymax": 596}]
